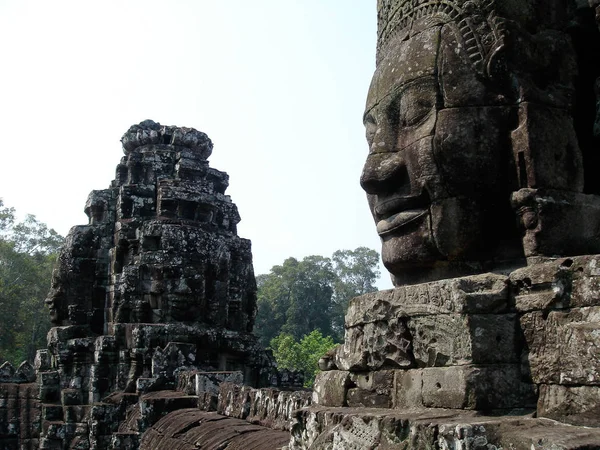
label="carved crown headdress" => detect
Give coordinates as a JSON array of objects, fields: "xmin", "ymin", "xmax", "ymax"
[{"xmin": 377, "ymin": 0, "xmax": 507, "ymax": 78}]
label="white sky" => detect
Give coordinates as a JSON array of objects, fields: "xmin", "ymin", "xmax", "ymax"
[{"xmin": 0, "ymin": 0, "xmax": 393, "ymax": 289}]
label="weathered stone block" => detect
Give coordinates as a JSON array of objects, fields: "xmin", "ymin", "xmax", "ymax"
[
  {"xmin": 335, "ymin": 318, "xmax": 412, "ymax": 371},
  {"xmin": 512, "ymin": 189, "xmax": 600, "ymax": 258},
  {"xmin": 511, "ymin": 103, "xmax": 583, "ymax": 191},
  {"xmin": 34, "ymin": 350, "xmax": 51, "ymax": 372},
  {"xmin": 197, "ymin": 391, "xmax": 218, "ymax": 411},
  {"xmin": 290, "ymin": 406, "xmax": 600, "ymax": 450},
  {"xmin": 14, "ymin": 362, "xmax": 35, "ymax": 383},
  {"xmin": 511, "ymin": 255, "xmax": 600, "ymax": 312},
  {"xmin": 0, "ymin": 362, "xmax": 16, "ymax": 382},
  {"xmin": 61, "ymin": 389, "xmax": 82, "ymax": 406},
  {"xmin": 217, "ymin": 382, "xmax": 251, "ymax": 418},
  {"xmin": 421, "ymin": 365, "xmax": 536, "ymax": 410},
  {"xmin": 42, "ymin": 405, "xmax": 63, "ymax": 421},
  {"xmin": 521, "ymin": 306, "xmax": 600, "ymax": 385},
  {"xmin": 38, "ymin": 372, "xmax": 60, "ymax": 403},
  {"xmin": 409, "ymin": 313, "xmax": 518, "ymax": 367},
  {"xmin": 336, "ymin": 278, "xmax": 515, "ymax": 371},
  {"xmin": 346, "ymin": 371, "xmax": 394, "ymax": 408},
  {"xmin": 347, "ymin": 388, "xmax": 392, "ymax": 408},
  {"xmin": 345, "ymin": 273, "xmax": 509, "ymax": 326},
  {"xmin": 538, "ymin": 384, "xmax": 600, "ymax": 427},
  {"xmin": 110, "ymin": 432, "xmax": 138, "ymax": 450},
  {"xmin": 64, "ymin": 405, "xmax": 89, "ymax": 423},
  {"xmin": 393, "ymin": 369, "xmax": 423, "ymax": 409},
  {"xmin": 312, "ymin": 371, "xmax": 350, "ymax": 407},
  {"xmin": 193, "ymin": 371, "xmax": 243, "ymax": 396}
]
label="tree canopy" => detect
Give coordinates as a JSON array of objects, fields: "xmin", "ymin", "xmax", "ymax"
[
  {"xmin": 254, "ymin": 247, "xmax": 380, "ymax": 346},
  {"xmin": 0, "ymin": 199, "xmax": 64, "ymax": 364},
  {"xmin": 270, "ymin": 330, "xmax": 337, "ymax": 387}
]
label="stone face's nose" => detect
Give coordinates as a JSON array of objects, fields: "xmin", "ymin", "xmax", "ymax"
[{"xmin": 360, "ymin": 151, "xmax": 408, "ymax": 196}]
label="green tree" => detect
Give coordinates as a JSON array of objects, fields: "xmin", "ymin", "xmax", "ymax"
[
  {"xmin": 0, "ymin": 199, "xmax": 63, "ymax": 364},
  {"xmin": 270, "ymin": 330, "xmax": 337, "ymax": 387},
  {"xmin": 331, "ymin": 247, "xmax": 380, "ymax": 337},
  {"xmin": 255, "ymin": 248, "xmax": 380, "ymax": 346},
  {"xmin": 255, "ymin": 256, "xmax": 336, "ymax": 346}
]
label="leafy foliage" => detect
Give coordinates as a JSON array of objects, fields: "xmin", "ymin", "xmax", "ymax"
[
  {"xmin": 255, "ymin": 247, "xmax": 380, "ymax": 387},
  {"xmin": 270, "ymin": 330, "xmax": 337, "ymax": 387},
  {"xmin": 255, "ymin": 247, "xmax": 380, "ymax": 345},
  {"xmin": 331, "ymin": 247, "xmax": 380, "ymax": 335},
  {"xmin": 0, "ymin": 199, "xmax": 64, "ymax": 364}
]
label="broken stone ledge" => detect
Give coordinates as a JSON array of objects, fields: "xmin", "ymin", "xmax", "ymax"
[{"xmin": 288, "ymin": 406, "xmax": 600, "ymax": 450}]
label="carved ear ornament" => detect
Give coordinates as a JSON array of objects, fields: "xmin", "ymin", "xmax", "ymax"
[{"xmin": 376, "ymin": 0, "xmax": 507, "ymax": 80}]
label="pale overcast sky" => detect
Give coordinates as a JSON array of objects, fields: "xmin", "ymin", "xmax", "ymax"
[{"xmin": 0, "ymin": 0, "xmax": 393, "ymax": 288}]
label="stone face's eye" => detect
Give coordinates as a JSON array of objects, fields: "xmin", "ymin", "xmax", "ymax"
[
  {"xmin": 386, "ymin": 97, "xmax": 401, "ymax": 130},
  {"xmin": 399, "ymin": 85, "xmax": 436, "ymax": 127}
]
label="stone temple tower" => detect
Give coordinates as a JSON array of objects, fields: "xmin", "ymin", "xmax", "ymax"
[{"xmin": 29, "ymin": 120, "xmax": 269, "ymax": 448}]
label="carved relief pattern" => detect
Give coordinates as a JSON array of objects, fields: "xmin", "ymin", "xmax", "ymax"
[{"xmin": 377, "ymin": 0, "xmax": 506, "ymax": 77}]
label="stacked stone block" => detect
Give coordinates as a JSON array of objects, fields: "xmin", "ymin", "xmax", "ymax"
[
  {"xmin": 0, "ymin": 362, "xmax": 39, "ymax": 450},
  {"xmin": 297, "ymin": 256, "xmax": 600, "ymax": 448},
  {"xmin": 314, "ymin": 273, "xmax": 536, "ymax": 412},
  {"xmin": 0, "ymin": 120, "xmax": 277, "ymax": 449}
]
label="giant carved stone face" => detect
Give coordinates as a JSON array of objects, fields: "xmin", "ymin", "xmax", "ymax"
[{"xmin": 361, "ymin": 22, "xmax": 519, "ymax": 286}]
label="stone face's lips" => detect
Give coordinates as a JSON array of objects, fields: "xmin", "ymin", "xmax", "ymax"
[
  {"xmin": 374, "ymin": 195, "xmax": 423, "ymax": 217},
  {"xmin": 376, "ymin": 209, "xmax": 428, "ymax": 236},
  {"xmin": 373, "ymin": 193, "xmax": 429, "ymax": 236}
]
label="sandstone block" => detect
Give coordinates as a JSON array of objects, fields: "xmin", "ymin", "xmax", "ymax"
[
  {"xmin": 217, "ymin": 382, "xmax": 251, "ymax": 418},
  {"xmin": 346, "ymin": 371, "xmax": 394, "ymax": 408},
  {"xmin": 521, "ymin": 306, "xmax": 600, "ymax": 384},
  {"xmin": 511, "ymin": 254, "xmax": 600, "ymax": 312},
  {"xmin": 311, "ymin": 371, "xmax": 350, "ymax": 407},
  {"xmin": 61, "ymin": 389, "xmax": 82, "ymax": 406},
  {"xmin": 42, "ymin": 405, "xmax": 62, "ymax": 421},
  {"xmin": 345, "ymin": 273, "xmax": 509, "ymax": 326},
  {"xmin": 408, "ymin": 313, "xmax": 518, "ymax": 367},
  {"xmin": 335, "ymin": 318, "xmax": 412, "ymax": 371},
  {"xmin": 512, "ymin": 190, "xmax": 600, "ymax": 259},
  {"xmin": 347, "ymin": 388, "xmax": 391, "ymax": 408},
  {"xmin": 393, "ymin": 369, "xmax": 423, "ymax": 409},
  {"xmin": 337, "ymin": 278, "xmax": 516, "ymax": 371},
  {"xmin": 193, "ymin": 371, "xmax": 243, "ymax": 396},
  {"xmin": 538, "ymin": 384, "xmax": 600, "ymax": 427},
  {"xmin": 421, "ymin": 365, "xmax": 536, "ymax": 410}
]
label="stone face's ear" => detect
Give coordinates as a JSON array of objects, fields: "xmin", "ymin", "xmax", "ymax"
[{"xmin": 510, "ymin": 102, "xmax": 584, "ymax": 192}]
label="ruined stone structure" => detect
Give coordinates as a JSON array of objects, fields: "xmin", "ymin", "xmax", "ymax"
[
  {"xmin": 0, "ymin": 121, "xmax": 302, "ymax": 449},
  {"xmin": 292, "ymin": 0, "xmax": 600, "ymax": 448},
  {"xmin": 4, "ymin": 1, "xmax": 600, "ymax": 449}
]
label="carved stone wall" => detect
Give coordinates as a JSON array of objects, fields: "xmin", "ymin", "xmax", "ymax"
[{"xmin": 288, "ymin": 1, "xmax": 600, "ymax": 448}]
